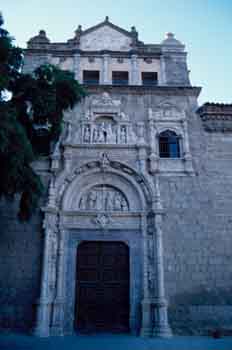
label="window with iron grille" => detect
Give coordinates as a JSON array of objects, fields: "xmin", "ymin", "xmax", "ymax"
[
  {"xmin": 83, "ymin": 70, "xmax": 99, "ymax": 85},
  {"xmin": 112, "ymin": 71, "xmax": 129, "ymax": 85},
  {"xmin": 159, "ymin": 130, "xmax": 181, "ymax": 158}
]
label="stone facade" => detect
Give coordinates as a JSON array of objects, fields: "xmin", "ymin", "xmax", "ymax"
[{"xmin": 1, "ymin": 18, "xmax": 232, "ymax": 337}]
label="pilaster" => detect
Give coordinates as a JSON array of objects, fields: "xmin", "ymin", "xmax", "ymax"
[
  {"xmin": 50, "ymin": 228, "xmax": 68, "ymax": 336},
  {"xmin": 131, "ymin": 54, "xmax": 139, "ymax": 85},
  {"xmin": 151, "ymin": 178, "xmax": 172, "ymax": 338},
  {"xmin": 33, "ymin": 212, "xmax": 58, "ymax": 337},
  {"xmin": 73, "ymin": 53, "xmax": 81, "ymax": 83},
  {"xmin": 102, "ymin": 53, "xmax": 110, "ymax": 84}
]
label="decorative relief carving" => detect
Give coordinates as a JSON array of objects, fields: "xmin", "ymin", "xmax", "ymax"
[
  {"xmin": 149, "ymin": 103, "xmax": 185, "ymax": 121},
  {"xmin": 92, "ymin": 92, "xmax": 121, "ymax": 108},
  {"xmin": 79, "ymin": 185, "xmax": 129, "ymax": 212},
  {"xmin": 81, "ymin": 119, "xmax": 136, "ymax": 144},
  {"xmin": 93, "ymin": 213, "xmax": 112, "ymax": 228}
]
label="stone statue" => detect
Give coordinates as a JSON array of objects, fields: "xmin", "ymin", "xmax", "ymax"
[
  {"xmin": 105, "ymin": 191, "xmax": 114, "ymax": 211},
  {"xmin": 83, "ymin": 125, "xmax": 91, "ymax": 143},
  {"xmin": 98, "ymin": 122, "xmax": 107, "ymax": 143},
  {"xmin": 120, "ymin": 125, "xmax": 127, "ymax": 144},
  {"xmin": 106, "ymin": 123, "xmax": 115, "ymax": 144},
  {"xmin": 114, "ymin": 193, "xmax": 122, "ymax": 211},
  {"xmin": 120, "ymin": 198, "xmax": 128, "ymax": 211},
  {"xmin": 87, "ymin": 191, "xmax": 97, "ymax": 210},
  {"xmin": 91, "ymin": 125, "xmax": 97, "ymax": 143}
]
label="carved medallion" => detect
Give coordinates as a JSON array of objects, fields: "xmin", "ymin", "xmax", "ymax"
[{"xmin": 93, "ymin": 213, "xmax": 112, "ymax": 228}]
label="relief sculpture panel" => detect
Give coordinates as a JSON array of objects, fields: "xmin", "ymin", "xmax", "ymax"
[
  {"xmin": 79, "ymin": 185, "xmax": 129, "ymax": 212},
  {"xmin": 82, "ymin": 120, "xmax": 135, "ymax": 145}
]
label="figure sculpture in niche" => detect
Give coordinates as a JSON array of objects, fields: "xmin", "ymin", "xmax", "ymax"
[
  {"xmin": 98, "ymin": 122, "xmax": 107, "ymax": 143},
  {"xmin": 106, "ymin": 123, "xmax": 115, "ymax": 143},
  {"xmin": 120, "ymin": 125, "xmax": 127, "ymax": 144},
  {"xmin": 84, "ymin": 125, "xmax": 91, "ymax": 143},
  {"xmin": 92, "ymin": 125, "xmax": 98, "ymax": 143}
]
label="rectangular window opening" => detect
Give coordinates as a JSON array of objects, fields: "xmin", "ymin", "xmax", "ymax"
[
  {"xmin": 142, "ymin": 72, "xmax": 158, "ymax": 86},
  {"xmin": 112, "ymin": 71, "xmax": 129, "ymax": 86},
  {"xmin": 83, "ymin": 70, "xmax": 100, "ymax": 85}
]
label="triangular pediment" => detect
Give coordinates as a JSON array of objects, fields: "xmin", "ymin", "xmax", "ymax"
[{"xmin": 80, "ymin": 19, "xmax": 134, "ymax": 51}]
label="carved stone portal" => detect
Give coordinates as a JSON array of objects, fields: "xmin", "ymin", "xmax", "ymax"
[{"xmin": 79, "ymin": 185, "xmax": 129, "ymax": 212}]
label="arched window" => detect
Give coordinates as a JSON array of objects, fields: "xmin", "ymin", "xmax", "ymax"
[{"xmin": 159, "ymin": 130, "xmax": 181, "ymax": 158}]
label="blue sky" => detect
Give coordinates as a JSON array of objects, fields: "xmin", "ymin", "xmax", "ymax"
[{"xmin": 1, "ymin": 0, "xmax": 231, "ymax": 104}]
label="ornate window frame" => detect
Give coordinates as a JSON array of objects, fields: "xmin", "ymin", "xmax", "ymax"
[{"xmin": 148, "ymin": 104, "xmax": 194, "ymax": 175}]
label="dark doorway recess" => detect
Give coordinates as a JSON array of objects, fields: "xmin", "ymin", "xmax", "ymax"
[{"xmin": 75, "ymin": 241, "xmax": 130, "ymax": 333}]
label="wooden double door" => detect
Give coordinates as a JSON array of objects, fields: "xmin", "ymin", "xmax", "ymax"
[{"xmin": 75, "ymin": 241, "xmax": 130, "ymax": 332}]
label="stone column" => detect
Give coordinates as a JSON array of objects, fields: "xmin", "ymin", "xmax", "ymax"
[
  {"xmin": 51, "ymin": 228, "xmax": 68, "ymax": 335},
  {"xmin": 152, "ymin": 178, "xmax": 172, "ymax": 338},
  {"xmin": 148, "ymin": 110, "xmax": 159, "ymax": 173},
  {"xmin": 182, "ymin": 119, "xmax": 194, "ymax": 173},
  {"xmin": 34, "ymin": 213, "xmax": 57, "ymax": 337},
  {"xmin": 63, "ymin": 148, "xmax": 72, "ymax": 172},
  {"xmin": 102, "ymin": 54, "xmax": 110, "ymax": 84},
  {"xmin": 140, "ymin": 214, "xmax": 152, "ymax": 336},
  {"xmin": 73, "ymin": 53, "xmax": 81, "ymax": 83},
  {"xmin": 159, "ymin": 55, "xmax": 167, "ymax": 86},
  {"xmin": 131, "ymin": 54, "xmax": 139, "ymax": 85}
]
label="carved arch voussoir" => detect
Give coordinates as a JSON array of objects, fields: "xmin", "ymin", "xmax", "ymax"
[{"xmin": 56, "ymin": 160, "xmax": 154, "ymax": 211}]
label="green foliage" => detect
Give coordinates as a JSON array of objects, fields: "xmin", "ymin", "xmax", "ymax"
[{"xmin": 0, "ymin": 14, "xmax": 85, "ymax": 220}]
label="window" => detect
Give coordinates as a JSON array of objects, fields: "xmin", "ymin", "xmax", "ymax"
[
  {"xmin": 159, "ymin": 130, "xmax": 180, "ymax": 158},
  {"xmin": 142, "ymin": 72, "xmax": 158, "ymax": 86},
  {"xmin": 112, "ymin": 71, "xmax": 129, "ymax": 85},
  {"xmin": 83, "ymin": 70, "xmax": 99, "ymax": 85}
]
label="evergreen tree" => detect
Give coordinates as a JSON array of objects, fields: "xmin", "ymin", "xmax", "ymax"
[{"xmin": 0, "ymin": 14, "xmax": 85, "ymax": 220}]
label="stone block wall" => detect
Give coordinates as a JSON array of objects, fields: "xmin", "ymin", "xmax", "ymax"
[
  {"xmin": 0, "ymin": 198, "xmax": 43, "ymax": 332},
  {"xmin": 160, "ymin": 108, "xmax": 232, "ymax": 334}
]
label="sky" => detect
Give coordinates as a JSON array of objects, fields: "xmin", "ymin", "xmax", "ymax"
[{"xmin": 1, "ymin": 0, "xmax": 231, "ymax": 104}]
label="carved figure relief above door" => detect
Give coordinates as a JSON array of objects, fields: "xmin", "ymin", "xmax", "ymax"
[{"xmin": 79, "ymin": 185, "xmax": 129, "ymax": 212}]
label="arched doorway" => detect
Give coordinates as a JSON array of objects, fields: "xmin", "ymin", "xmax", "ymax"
[{"xmin": 75, "ymin": 241, "xmax": 130, "ymax": 333}]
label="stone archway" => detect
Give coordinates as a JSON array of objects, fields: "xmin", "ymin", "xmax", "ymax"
[{"xmin": 33, "ymin": 159, "xmax": 172, "ymax": 338}]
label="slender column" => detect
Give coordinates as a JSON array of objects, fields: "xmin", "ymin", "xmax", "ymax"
[
  {"xmin": 148, "ymin": 110, "xmax": 159, "ymax": 173},
  {"xmin": 152, "ymin": 178, "xmax": 172, "ymax": 338},
  {"xmin": 102, "ymin": 54, "xmax": 110, "ymax": 84},
  {"xmin": 182, "ymin": 119, "xmax": 194, "ymax": 173},
  {"xmin": 140, "ymin": 214, "xmax": 152, "ymax": 337},
  {"xmin": 73, "ymin": 53, "xmax": 81, "ymax": 82},
  {"xmin": 51, "ymin": 229, "xmax": 67, "ymax": 335},
  {"xmin": 159, "ymin": 55, "xmax": 166, "ymax": 86},
  {"xmin": 131, "ymin": 54, "xmax": 139, "ymax": 85},
  {"xmin": 34, "ymin": 216, "xmax": 57, "ymax": 337}
]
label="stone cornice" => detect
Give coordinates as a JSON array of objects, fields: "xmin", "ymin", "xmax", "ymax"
[
  {"xmin": 84, "ymin": 85, "xmax": 201, "ymax": 97},
  {"xmin": 23, "ymin": 47, "xmax": 162, "ymax": 57}
]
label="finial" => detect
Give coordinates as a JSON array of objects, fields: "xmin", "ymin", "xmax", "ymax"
[
  {"xmin": 131, "ymin": 26, "xmax": 136, "ymax": 32},
  {"xmin": 166, "ymin": 32, "xmax": 175, "ymax": 39},
  {"xmin": 105, "ymin": 16, "xmax": 109, "ymax": 22},
  {"xmin": 39, "ymin": 30, "xmax": 46, "ymax": 36}
]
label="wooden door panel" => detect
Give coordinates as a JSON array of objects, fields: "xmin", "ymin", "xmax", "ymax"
[{"xmin": 76, "ymin": 241, "xmax": 129, "ymax": 332}]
